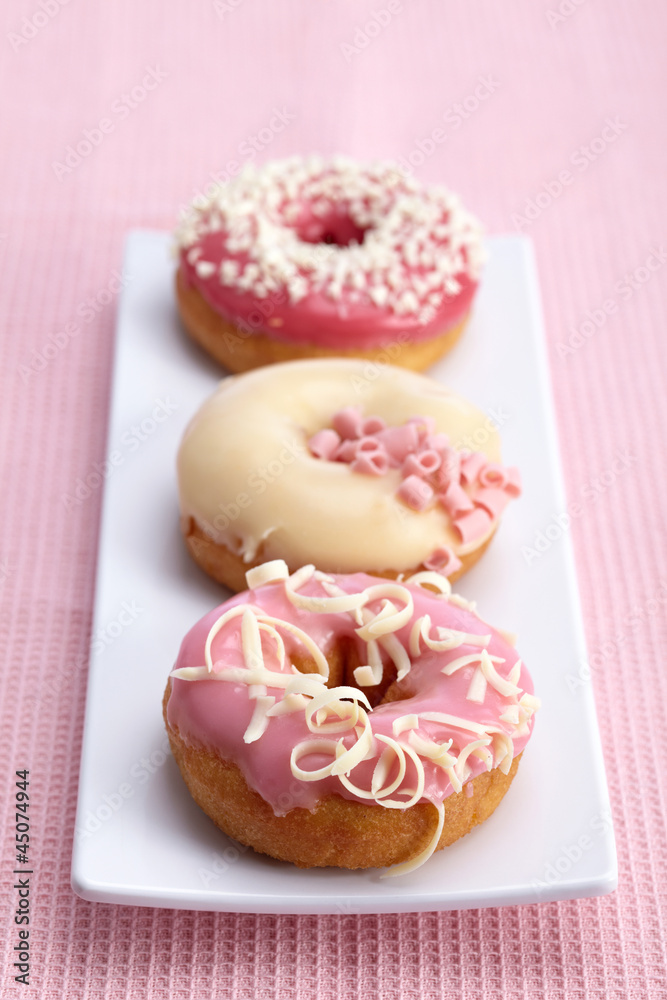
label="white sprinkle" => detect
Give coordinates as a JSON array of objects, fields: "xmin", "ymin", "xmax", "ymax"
[
  {"xmin": 369, "ymin": 285, "xmax": 389, "ymax": 308},
  {"xmin": 195, "ymin": 260, "xmax": 216, "ymax": 278}
]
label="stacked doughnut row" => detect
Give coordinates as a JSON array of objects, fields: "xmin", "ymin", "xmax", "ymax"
[{"xmin": 164, "ymin": 155, "xmax": 538, "ymax": 875}]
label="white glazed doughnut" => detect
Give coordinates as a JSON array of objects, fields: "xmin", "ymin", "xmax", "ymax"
[{"xmin": 177, "ymin": 359, "xmax": 521, "ymax": 591}]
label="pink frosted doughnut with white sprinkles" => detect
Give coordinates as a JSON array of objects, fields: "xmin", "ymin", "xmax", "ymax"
[{"xmin": 175, "ymin": 156, "xmax": 485, "ymax": 373}]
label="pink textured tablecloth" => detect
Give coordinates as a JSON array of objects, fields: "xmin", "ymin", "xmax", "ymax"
[{"xmin": 1, "ymin": 1, "xmax": 666, "ymax": 996}]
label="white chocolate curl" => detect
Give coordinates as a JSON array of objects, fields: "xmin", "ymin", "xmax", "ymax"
[
  {"xmin": 170, "ymin": 562, "xmax": 539, "ymax": 876},
  {"xmin": 246, "ymin": 559, "xmax": 290, "ymax": 589}
]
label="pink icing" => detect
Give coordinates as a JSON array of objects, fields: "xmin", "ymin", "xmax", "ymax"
[
  {"xmin": 180, "ymin": 239, "xmax": 477, "ymax": 351},
  {"xmin": 177, "ymin": 160, "xmax": 482, "ymax": 349},
  {"xmin": 308, "ymin": 409, "xmax": 522, "ymax": 550},
  {"xmin": 166, "ymin": 571, "xmax": 537, "ymax": 816}
]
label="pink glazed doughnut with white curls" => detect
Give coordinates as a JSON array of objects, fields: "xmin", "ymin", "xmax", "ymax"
[{"xmin": 164, "ymin": 560, "xmax": 539, "ymax": 873}]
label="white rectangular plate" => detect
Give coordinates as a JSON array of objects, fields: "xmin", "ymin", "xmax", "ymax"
[{"xmin": 71, "ymin": 231, "xmax": 617, "ymax": 913}]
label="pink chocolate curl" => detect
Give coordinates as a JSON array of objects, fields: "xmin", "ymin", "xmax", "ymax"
[
  {"xmin": 432, "ymin": 447, "xmax": 460, "ymax": 489},
  {"xmin": 377, "ymin": 423, "xmax": 420, "ymax": 462},
  {"xmin": 416, "ymin": 448, "xmax": 441, "ymax": 474},
  {"xmin": 402, "ymin": 449, "xmax": 442, "ymax": 480},
  {"xmin": 474, "ymin": 488, "xmax": 511, "ymax": 519},
  {"xmin": 333, "ymin": 439, "xmax": 360, "ymax": 462},
  {"xmin": 426, "ymin": 432, "xmax": 450, "ymax": 451},
  {"xmin": 357, "ymin": 435, "xmax": 383, "ymax": 453},
  {"xmin": 423, "ymin": 547, "xmax": 463, "ymax": 576},
  {"xmin": 308, "ymin": 428, "xmax": 341, "ymax": 460},
  {"xmin": 439, "ymin": 481, "xmax": 474, "ymax": 517},
  {"xmin": 332, "ymin": 407, "xmax": 363, "ymax": 440},
  {"xmin": 504, "ymin": 466, "xmax": 522, "ymax": 497},
  {"xmin": 479, "ymin": 462, "xmax": 509, "ymax": 489},
  {"xmin": 362, "ymin": 415, "xmax": 386, "ymax": 435},
  {"xmin": 401, "ymin": 453, "xmax": 423, "ymax": 478},
  {"xmin": 460, "ymin": 451, "xmax": 487, "ymax": 485},
  {"xmin": 351, "ymin": 450, "xmax": 389, "ymax": 476},
  {"xmin": 408, "ymin": 415, "xmax": 436, "ymax": 441},
  {"xmin": 453, "ymin": 507, "xmax": 493, "ymax": 545},
  {"xmin": 397, "ymin": 474, "xmax": 434, "ymax": 511}
]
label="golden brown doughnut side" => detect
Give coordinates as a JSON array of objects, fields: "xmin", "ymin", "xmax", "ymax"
[
  {"xmin": 180, "ymin": 515, "xmax": 495, "ymax": 593},
  {"xmin": 175, "ymin": 268, "xmax": 468, "ymax": 374},
  {"xmin": 163, "ymin": 680, "xmax": 522, "ymax": 869}
]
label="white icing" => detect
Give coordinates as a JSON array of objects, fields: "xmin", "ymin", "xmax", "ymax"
[{"xmin": 177, "ymin": 359, "xmax": 503, "ymax": 574}]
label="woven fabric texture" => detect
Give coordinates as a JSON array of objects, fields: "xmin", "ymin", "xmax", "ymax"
[{"xmin": 1, "ymin": 1, "xmax": 666, "ymax": 996}]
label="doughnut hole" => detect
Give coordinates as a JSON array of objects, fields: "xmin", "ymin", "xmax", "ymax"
[
  {"xmin": 290, "ymin": 645, "xmax": 345, "ymax": 687},
  {"xmin": 339, "ymin": 637, "xmax": 415, "ymax": 710},
  {"xmin": 292, "ymin": 207, "xmax": 368, "ymax": 247},
  {"xmin": 292, "ymin": 638, "xmax": 412, "ymax": 710}
]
